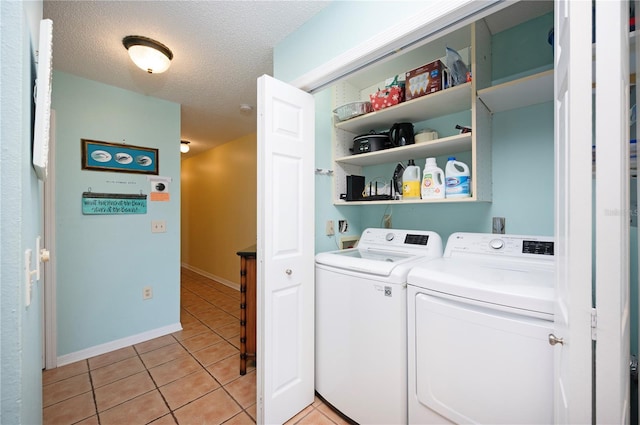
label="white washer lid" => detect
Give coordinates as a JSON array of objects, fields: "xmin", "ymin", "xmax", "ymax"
[
  {"xmin": 407, "ymin": 257, "xmax": 555, "ymax": 317},
  {"xmin": 315, "ymin": 248, "xmax": 416, "ymax": 276}
]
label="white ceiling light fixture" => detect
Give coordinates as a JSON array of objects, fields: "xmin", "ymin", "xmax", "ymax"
[
  {"xmin": 122, "ymin": 35, "xmax": 173, "ymax": 74},
  {"xmin": 180, "ymin": 140, "xmax": 190, "ymax": 153}
]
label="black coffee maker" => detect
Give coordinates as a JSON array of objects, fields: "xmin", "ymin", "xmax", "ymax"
[{"xmin": 389, "ymin": 122, "xmax": 415, "ymax": 147}]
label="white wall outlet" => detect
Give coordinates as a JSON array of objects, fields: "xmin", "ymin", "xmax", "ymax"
[
  {"xmin": 143, "ymin": 286, "xmax": 153, "ymax": 300},
  {"xmin": 151, "ymin": 220, "xmax": 167, "ymax": 233},
  {"xmin": 326, "ymin": 220, "xmax": 335, "ymax": 236}
]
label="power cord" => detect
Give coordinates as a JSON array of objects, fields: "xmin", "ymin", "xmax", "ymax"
[{"xmin": 380, "ymin": 204, "xmax": 393, "ymax": 228}]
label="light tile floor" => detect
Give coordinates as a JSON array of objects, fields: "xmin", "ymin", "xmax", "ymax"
[{"xmin": 43, "ymin": 267, "xmax": 349, "ymax": 425}]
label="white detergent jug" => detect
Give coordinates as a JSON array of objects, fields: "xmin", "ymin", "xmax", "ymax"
[
  {"xmin": 402, "ymin": 159, "xmax": 421, "ymax": 200},
  {"xmin": 445, "ymin": 157, "xmax": 470, "ymax": 198},
  {"xmin": 421, "ymin": 158, "xmax": 445, "ymax": 199}
]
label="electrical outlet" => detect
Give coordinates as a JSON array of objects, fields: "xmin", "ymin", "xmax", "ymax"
[
  {"xmin": 326, "ymin": 220, "xmax": 335, "ymax": 236},
  {"xmin": 143, "ymin": 286, "xmax": 153, "ymax": 300},
  {"xmin": 383, "ymin": 214, "xmax": 392, "ymax": 229},
  {"xmin": 151, "ymin": 220, "xmax": 166, "ymax": 233}
]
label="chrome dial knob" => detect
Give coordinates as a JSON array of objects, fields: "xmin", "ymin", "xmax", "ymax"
[{"xmin": 489, "ymin": 239, "xmax": 504, "ymax": 249}]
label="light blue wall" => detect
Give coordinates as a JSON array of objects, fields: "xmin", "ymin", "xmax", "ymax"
[
  {"xmin": 275, "ymin": 1, "xmax": 435, "ymax": 83},
  {"xmin": 52, "ymin": 72, "xmax": 181, "ymax": 357},
  {"xmin": 491, "ymin": 12, "xmax": 554, "ymax": 82},
  {"xmin": 1, "ymin": 1, "xmax": 45, "ymax": 423},
  {"xmin": 277, "ymin": 2, "xmax": 555, "ymax": 252}
]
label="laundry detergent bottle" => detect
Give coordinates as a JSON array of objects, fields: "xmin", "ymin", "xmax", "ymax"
[
  {"xmin": 445, "ymin": 157, "xmax": 471, "ymax": 198},
  {"xmin": 421, "ymin": 158, "xmax": 445, "ymax": 199},
  {"xmin": 402, "ymin": 159, "xmax": 421, "ymax": 200}
]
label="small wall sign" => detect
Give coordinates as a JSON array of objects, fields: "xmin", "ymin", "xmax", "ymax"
[
  {"xmin": 148, "ymin": 176, "xmax": 172, "ymax": 202},
  {"xmin": 81, "ymin": 139, "xmax": 159, "ymax": 175},
  {"xmin": 82, "ymin": 192, "xmax": 147, "ymax": 215}
]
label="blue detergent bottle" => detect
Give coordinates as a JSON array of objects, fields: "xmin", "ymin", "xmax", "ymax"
[{"xmin": 445, "ymin": 157, "xmax": 470, "ymax": 198}]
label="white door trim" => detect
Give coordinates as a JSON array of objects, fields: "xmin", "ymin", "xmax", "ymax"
[
  {"xmin": 43, "ymin": 109, "xmax": 57, "ymax": 369},
  {"xmin": 594, "ymin": 1, "xmax": 631, "ymax": 422}
]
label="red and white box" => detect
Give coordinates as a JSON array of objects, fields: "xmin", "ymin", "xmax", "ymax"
[{"xmin": 369, "ymin": 85, "xmax": 404, "ymax": 111}]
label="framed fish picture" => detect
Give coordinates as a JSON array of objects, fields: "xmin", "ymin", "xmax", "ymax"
[{"xmin": 81, "ymin": 139, "xmax": 159, "ymax": 175}]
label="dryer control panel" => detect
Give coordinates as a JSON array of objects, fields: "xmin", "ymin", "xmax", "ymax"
[{"xmin": 445, "ymin": 232, "xmax": 555, "ymax": 258}]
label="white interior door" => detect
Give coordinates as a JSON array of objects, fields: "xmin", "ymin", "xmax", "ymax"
[
  {"xmin": 256, "ymin": 74, "xmax": 315, "ymax": 424},
  {"xmin": 595, "ymin": 1, "xmax": 631, "ymax": 422},
  {"xmin": 553, "ymin": 0, "xmax": 593, "ymax": 423}
]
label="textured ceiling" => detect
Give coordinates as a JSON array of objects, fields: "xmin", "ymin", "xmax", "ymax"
[{"xmin": 43, "ymin": 0, "xmax": 330, "ymax": 158}]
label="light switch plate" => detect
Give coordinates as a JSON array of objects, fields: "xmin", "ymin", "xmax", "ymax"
[{"xmin": 326, "ymin": 220, "xmax": 335, "ymax": 236}]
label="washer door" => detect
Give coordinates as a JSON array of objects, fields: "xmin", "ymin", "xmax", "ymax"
[
  {"xmin": 412, "ymin": 290, "xmax": 554, "ymax": 424},
  {"xmin": 316, "ymin": 266, "xmax": 407, "ymax": 424}
]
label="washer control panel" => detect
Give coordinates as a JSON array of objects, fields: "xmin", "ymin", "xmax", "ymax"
[
  {"xmin": 445, "ymin": 232, "xmax": 554, "ymax": 257},
  {"xmin": 358, "ymin": 228, "xmax": 443, "ymax": 254}
]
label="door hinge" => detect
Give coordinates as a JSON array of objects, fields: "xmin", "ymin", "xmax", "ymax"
[{"xmin": 590, "ymin": 308, "xmax": 597, "ymax": 341}]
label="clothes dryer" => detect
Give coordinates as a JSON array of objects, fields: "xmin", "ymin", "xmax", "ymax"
[{"xmin": 407, "ymin": 232, "xmax": 555, "ymax": 424}]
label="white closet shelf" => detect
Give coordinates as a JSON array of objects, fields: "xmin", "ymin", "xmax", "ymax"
[
  {"xmin": 477, "ymin": 69, "xmax": 554, "ymax": 113},
  {"xmin": 334, "ymin": 196, "xmax": 485, "ymax": 206},
  {"xmin": 334, "ymin": 82, "xmax": 472, "ymax": 134},
  {"xmin": 335, "ymin": 133, "xmax": 472, "ymax": 167}
]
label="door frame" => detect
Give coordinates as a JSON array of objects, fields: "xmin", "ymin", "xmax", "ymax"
[
  {"xmin": 43, "ymin": 110, "xmax": 57, "ymax": 370},
  {"xmin": 594, "ymin": 1, "xmax": 631, "ymax": 421}
]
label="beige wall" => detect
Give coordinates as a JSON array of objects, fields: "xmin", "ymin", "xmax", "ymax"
[{"xmin": 181, "ymin": 133, "xmax": 257, "ymax": 287}]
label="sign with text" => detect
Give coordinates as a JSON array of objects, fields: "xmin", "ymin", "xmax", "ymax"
[{"xmin": 82, "ymin": 192, "xmax": 147, "ymax": 215}]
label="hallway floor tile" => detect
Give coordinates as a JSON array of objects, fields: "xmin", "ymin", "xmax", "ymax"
[{"xmin": 43, "ymin": 267, "xmax": 348, "ymax": 425}]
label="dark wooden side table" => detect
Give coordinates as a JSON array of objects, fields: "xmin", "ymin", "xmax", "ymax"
[{"xmin": 236, "ymin": 245, "xmax": 256, "ymax": 375}]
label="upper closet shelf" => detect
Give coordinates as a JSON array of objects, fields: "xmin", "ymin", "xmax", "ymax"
[
  {"xmin": 477, "ymin": 69, "xmax": 554, "ymax": 113},
  {"xmin": 334, "ymin": 82, "xmax": 472, "ymax": 134}
]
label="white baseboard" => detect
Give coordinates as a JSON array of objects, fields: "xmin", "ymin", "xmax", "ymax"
[
  {"xmin": 56, "ymin": 322, "xmax": 183, "ymax": 367},
  {"xmin": 181, "ymin": 263, "xmax": 240, "ymax": 291}
]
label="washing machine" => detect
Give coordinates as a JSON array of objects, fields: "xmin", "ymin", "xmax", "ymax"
[
  {"xmin": 407, "ymin": 232, "xmax": 555, "ymax": 424},
  {"xmin": 315, "ymin": 228, "xmax": 443, "ymax": 424}
]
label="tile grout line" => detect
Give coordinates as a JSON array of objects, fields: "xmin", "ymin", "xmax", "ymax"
[
  {"xmin": 131, "ymin": 343, "xmax": 180, "ymax": 425},
  {"xmin": 85, "ymin": 359, "xmax": 101, "ymax": 425}
]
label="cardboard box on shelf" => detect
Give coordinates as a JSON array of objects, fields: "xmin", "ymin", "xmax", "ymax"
[{"xmin": 405, "ymin": 60, "xmax": 447, "ymax": 101}]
